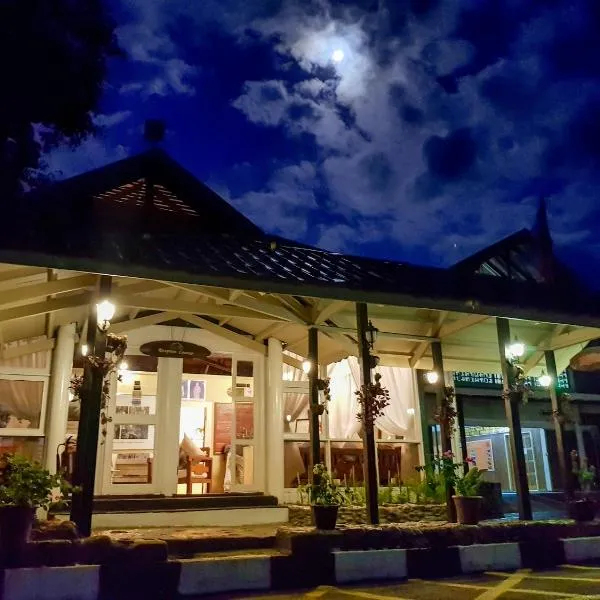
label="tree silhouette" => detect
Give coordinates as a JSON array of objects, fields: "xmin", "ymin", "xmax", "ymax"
[{"xmin": 0, "ymin": 0, "xmax": 122, "ymax": 195}]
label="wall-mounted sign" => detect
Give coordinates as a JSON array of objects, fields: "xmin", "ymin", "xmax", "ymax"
[
  {"xmin": 453, "ymin": 371, "xmax": 570, "ymax": 391},
  {"xmin": 140, "ymin": 341, "xmax": 210, "ymax": 359}
]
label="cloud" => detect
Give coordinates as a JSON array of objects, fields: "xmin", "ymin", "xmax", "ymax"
[
  {"xmin": 92, "ymin": 110, "xmax": 133, "ymax": 128},
  {"xmin": 42, "ymin": 137, "xmax": 129, "ymax": 179},
  {"xmin": 226, "ymin": 0, "xmax": 600, "ymax": 265},
  {"xmin": 114, "ymin": 2, "xmax": 198, "ymax": 97}
]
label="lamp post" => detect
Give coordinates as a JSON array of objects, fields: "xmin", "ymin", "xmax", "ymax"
[{"xmin": 70, "ymin": 276, "xmax": 113, "ymax": 536}]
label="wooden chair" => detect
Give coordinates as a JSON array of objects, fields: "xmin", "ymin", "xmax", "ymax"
[{"xmin": 178, "ymin": 447, "xmax": 213, "ymax": 494}]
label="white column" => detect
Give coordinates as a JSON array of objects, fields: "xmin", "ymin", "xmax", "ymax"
[
  {"xmin": 156, "ymin": 357, "xmax": 183, "ymax": 495},
  {"xmin": 266, "ymin": 338, "xmax": 284, "ymax": 501},
  {"xmin": 44, "ymin": 323, "xmax": 77, "ymax": 473}
]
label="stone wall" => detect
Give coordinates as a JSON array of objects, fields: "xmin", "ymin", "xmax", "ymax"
[{"xmin": 287, "ymin": 503, "xmax": 446, "ymax": 527}]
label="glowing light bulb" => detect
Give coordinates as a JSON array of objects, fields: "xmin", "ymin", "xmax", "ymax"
[
  {"xmin": 538, "ymin": 372, "xmax": 552, "ymax": 388},
  {"xmin": 302, "ymin": 360, "xmax": 312, "ymax": 374},
  {"xmin": 508, "ymin": 340, "xmax": 525, "ymax": 359},
  {"xmin": 407, "ymin": 408, "xmax": 415, "ymax": 416},
  {"xmin": 81, "ymin": 344, "xmax": 88, "ymax": 356},
  {"xmin": 425, "ymin": 371, "xmax": 439, "ymax": 384}
]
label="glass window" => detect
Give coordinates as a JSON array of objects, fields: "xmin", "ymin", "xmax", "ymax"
[
  {"xmin": 110, "ymin": 424, "xmax": 155, "ymax": 485},
  {"xmin": 0, "ymin": 379, "xmax": 44, "ymax": 430},
  {"xmin": 0, "ymin": 436, "xmax": 44, "ymax": 461}
]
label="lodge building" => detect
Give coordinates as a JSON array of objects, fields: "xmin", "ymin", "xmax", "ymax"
[{"xmin": 1, "ymin": 142, "xmax": 600, "ymax": 531}]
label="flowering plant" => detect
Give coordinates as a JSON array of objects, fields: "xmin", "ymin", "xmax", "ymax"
[
  {"xmin": 433, "ymin": 386, "xmax": 457, "ymax": 433},
  {"xmin": 355, "ymin": 372, "xmax": 390, "ymax": 427},
  {"xmin": 299, "ymin": 463, "xmax": 345, "ymax": 506}
]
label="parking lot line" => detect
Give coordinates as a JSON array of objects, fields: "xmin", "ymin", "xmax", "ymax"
[
  {"xmin": 423, "ymin": 579, "xmax": 590, "ymax": 598},
  {"xmin": 474, "ymin": 570, "xmax": 529, "ymax": 600},
  {"xmin": 332, "ymin": 588, "xmax": 413, "ymax": 600},
  {"xmin": 487, "ymin": 571, "xmax": 600, "ymax": 584},
  {"xmin": 561, "ymin": 564, "xmax": 600, "ymax": 571}
]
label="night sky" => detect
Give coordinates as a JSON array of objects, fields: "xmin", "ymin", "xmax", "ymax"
[{"xmin": 43, "ymin": 0, "xmax": 600, "ymax": 272}]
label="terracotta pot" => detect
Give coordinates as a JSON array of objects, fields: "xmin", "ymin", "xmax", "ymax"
[
  {"xmin": 453, "ymin": 495, "xmax": 482, "ymax": 525},
  {"xmin": 311, "ymin": 504, "xmax": 339, "ymax": 530},
  {"xmin": 0, "ymin": 506, "xmax": 36, "ymax": 565},
  {"xmin": 568, "ymin": 499, "xmax": 597, "ymax": 522}
]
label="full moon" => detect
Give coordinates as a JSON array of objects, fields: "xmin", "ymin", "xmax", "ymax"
[{"xmin": 331, "ymin": 49, "xmax": 345, "ymax": 63}]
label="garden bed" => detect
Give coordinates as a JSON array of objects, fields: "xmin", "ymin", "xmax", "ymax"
[
  {"xmin": 287, "ymin": 503, "xmax": 446, "ymax": 526},
  {"xmin": 276, "ymin": 520, "xmax": 600, "ymax": 554}
]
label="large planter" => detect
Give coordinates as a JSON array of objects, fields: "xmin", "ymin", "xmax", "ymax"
[
  {"xmin": 311, "ymin": 504, "xmax": 339, "ymax": 530},
  {"xmin": 453, "ymin": 495, "xmax": 482, "ymax": 525},
  {"xmin": 0, "ymin": 506, "xmax": 36, "ymax": 564},
  {"xmin": 568, "ymin": 498, "xmax": 597, "ymax": 522}
]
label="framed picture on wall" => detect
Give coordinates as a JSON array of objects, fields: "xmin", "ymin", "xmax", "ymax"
[{"xmin": 183, "ymin": 380, "xmax": 206, "ymax": 401}]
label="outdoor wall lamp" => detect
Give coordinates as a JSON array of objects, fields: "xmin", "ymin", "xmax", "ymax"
[
  {"xmin": 425, "ymin": 370, "xmax": 439, "ymax": 384},
  {"xmin": 80, "ymin": 344, "xmax": 88, "ymax": 356},
  {"xmin": 302, "ymin": 359, "xmax": 312, "ymax": 374},
  {"xmin": 538, "ymin": 370, "xmax": 552, "ymax": 388},
  {"xmin": 365, "ymin": 320, "xmax": 379, "ymax": 349},
  {"xmin": 96, "ymin": 300, "xmax": 116, "ymax": 332},
  {"xmin": 507, "ymin": 338, "xmax": 525, "ymax": 360}
]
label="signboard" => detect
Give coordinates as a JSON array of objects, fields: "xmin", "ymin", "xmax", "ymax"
[
  {"xmin": 140, "ymin": 341, "xmax": 210, "ymax": 359},
  {"xmin": 466, "ymin": 439, "xmax": 494, "ymax": 471},
  {"xmin": 453, "ymin": 371, "xmax": 570, "ymax": 391}
]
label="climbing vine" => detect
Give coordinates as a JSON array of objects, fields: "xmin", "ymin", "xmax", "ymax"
[{"xmin": 355, "ymin": 372, "xmax": 390, "ymax": 427}]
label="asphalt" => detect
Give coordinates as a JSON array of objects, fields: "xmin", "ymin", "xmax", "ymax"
[{"xmin": 200, "ymin": 563, "xmax": 600, "ymax": 600}]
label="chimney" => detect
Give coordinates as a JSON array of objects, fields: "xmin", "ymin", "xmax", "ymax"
[{"xmin": 144, "ymin": 119, "xmax": 166, "ymax": 145}]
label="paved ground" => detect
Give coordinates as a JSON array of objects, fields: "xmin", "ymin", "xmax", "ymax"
[{"xmin": 202, "ymin": 564, "xmax": 600, "ymax": 599}]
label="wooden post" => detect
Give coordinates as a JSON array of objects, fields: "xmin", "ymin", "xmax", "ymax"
[
  {"xmin": 497, "ymin": 317, "xmax": 532, "ymax": 521},
  {"xmin": 456, "ymin": 393, "xmax": 469, "ymax": 475},
  {"xmin": 431, "ymin": 341, "xmax": 456, "ymax": 522},
  {"xmin": 307, "ymin": 327, "xmax": 320, "ymax": 478},
  {"xmin": 356, "ymin": 302, "xmax": 379, "ymax": 525},
  {"xmin": 70, "ymin": 276, "xmax": 111, "ymax": 536},
  {"xmin": 545, "ymin": 349, "xmax": 571, "ymax": 499},
  {"xmin": 416, "ymin": 371, "xmax": 433, "ymax": 466}
]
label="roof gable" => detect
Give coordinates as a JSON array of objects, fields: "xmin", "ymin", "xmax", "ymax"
[{"xmin": 20, "ymin": 149, "xmax": 264, "ymax": 239}]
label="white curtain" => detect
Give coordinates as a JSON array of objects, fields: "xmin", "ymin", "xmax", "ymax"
[
  {"xmin": 282, "ymin": 363, "xmax": 308, "ymax": 433},
  {"xmin": 0, "ymin": 379, "xmax": 44, "ymax": 428},
  {"xmin": 0, "ymin": 337, "xmax": 49, "ymax": 370},
  {"xmin": 375, "ymin": 366, "xmax": 415, "ymax": 438},
  {"xmin": 327, "ymin": 358, "xmax": 361, "ymax": 440},
  {"xmin": 327, "ymin": 358, "xmax": 416, "ymax": 440}
]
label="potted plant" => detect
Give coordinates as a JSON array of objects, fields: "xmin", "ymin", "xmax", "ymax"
[
  {"xmin": 301, "ymin": 463, "xmax": 344, "ymax": 530},
  {"xmin": 417, "ymin": 451, "xmax": 484, "ymax": 524},
  {"xmin": 568, "ymin": 450, "xmax": 597, "ymax": 522},
  {"xmin": 0, "ymin": 453, "xmax": 75, "ymax": 551},
  {"xmin": 453, "ymin": 463, "xmax": 485, "ymax": 525}
]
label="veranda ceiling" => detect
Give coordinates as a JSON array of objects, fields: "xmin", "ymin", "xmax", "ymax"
[{"xmin": 0, "ymin": 262, "xmax": 595, "ymax": 376}]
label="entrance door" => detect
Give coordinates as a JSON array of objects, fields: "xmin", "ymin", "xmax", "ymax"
[
  {"xmin": 228, "ymin": 356, "xmax": 261, "ymax": 491},
  {"xmin": 504, "ymin": 431, "xmax": 540, "ymax": 492},
  {"xmin": 102, "ymin": 370, "xmax": 160, "ymax": 494}
]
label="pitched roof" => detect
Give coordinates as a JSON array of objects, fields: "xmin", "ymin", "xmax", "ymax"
[{"xmin": 2, "ymin": 151, "xmax": 600, "ymax": 328}]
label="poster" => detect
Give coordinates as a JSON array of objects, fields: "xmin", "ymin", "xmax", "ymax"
[{"xmin": 466, "ymin": 439, "xmax": 494, "ymax": 471}]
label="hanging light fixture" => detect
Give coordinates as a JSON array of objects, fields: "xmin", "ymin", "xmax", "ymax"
[
  {"xmin": 365, "ymin": 320, "xmax": 379, "ymax": 349},
  {"xmin": 302, "ymin": 359, "xmax": 312, "ymax": 374},
  {"xmin": 507, "ymin": 338, "xmax": 525, "ymax": 359},
  {"xmin": 425, "ymin": 371, "xmax": 439, "ymax": 384},
  {"xmin": 538, "ymin": 370, "xmax": 552, "ymax": 388},
  {"xmin": 96, "ymin": 300, "xmax": 116, "ymax": 332}
]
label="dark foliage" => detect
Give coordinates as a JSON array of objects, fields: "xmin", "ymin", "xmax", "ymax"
[{"xmin": 0, "ymin": 0, "xmax": 121, "ymax": 195}]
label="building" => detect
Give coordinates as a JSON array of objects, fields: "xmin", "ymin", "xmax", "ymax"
[{"xmin": 1, "ymin": 146, "xmax": 599, "ymax": 530}]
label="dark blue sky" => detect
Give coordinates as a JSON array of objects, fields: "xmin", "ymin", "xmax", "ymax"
[{"xmin": 43, "ymin": 0, "xmax": 600, "ymax": 271}]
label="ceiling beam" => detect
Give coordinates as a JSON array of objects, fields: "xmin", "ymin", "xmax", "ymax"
[
  {"xmin": 313, "ymin": 300, "xmax": 350, "ymax": 324},
  {"xmin": 0, "ymin": 337, "xmax": 55, "ymax": 360},
  {"xmin": 438, "ymin": 314, "xmax": 489, "ymax": 338},
  {"xmin": 114, "ymin": 280, "xmax": 168, "ymax": 295},
  {"xmin": 0, "ymin": 274, "xmax": 97, "ymax": 308},
  {"xmin": 409, "ymin": 310, "xmax": 449, "ymax": 368},
  {"xmin": 110, "ymin": 311, "xmax": 181, "ymax": 334},
  {"xmin": 522, "ymin": 324, "xmax": 569, "ymax": 373},
  {"xmin": 254, "ymin": 322, "xmax": 287, "ymax": 342},
  {"xmin": 541, "ymin": 327, "xmax": 600, "ymax": 351},
  {"xmin": 0, "ymin": 266, "xmax": 47, "ymax": 284},
  {"xmin": 45, "ymin": 269, "xmax": 57, "ymax": 338},
  {"xmin": 179, "ymin": 313, "xmax": 267, "ymax": 355},
  {"xmin": 315, "ymin": 324, "xmax": 438, "ymax": 343},
  {"xmin": 162, "ymin": 282, "xmax": 304, "ymax": 323},
  {"xmin": 111, "ymin": 294, "xmax": 283, "ymax": 321},
  {"xmin": 0, "ymin": 293, "xmax": 91, "ymax": 324}
]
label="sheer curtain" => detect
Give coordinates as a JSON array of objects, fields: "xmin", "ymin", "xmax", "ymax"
[
  {"xmin": 327, "ymin": 358, "xmax": 361, "ymax": 441},
  {"xmin": 375, "ymin": 366, "xmax": 415, "ymax": 439},
  {"xmin": 0, "ymin": 380, "xmax": 44, "ymax": 428},
  {"xmin": 282, "ymin": 363, "xmax": 308, "ymax": 433},
  {"xmin": 327, "ymin": 358, "xmax": 416, "ymax": 440}
]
